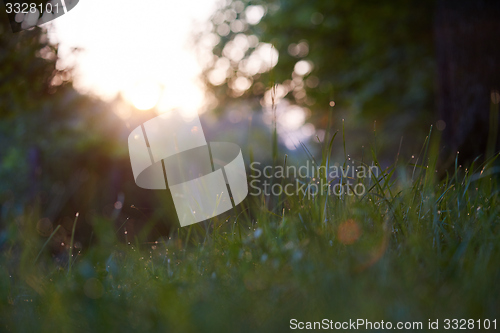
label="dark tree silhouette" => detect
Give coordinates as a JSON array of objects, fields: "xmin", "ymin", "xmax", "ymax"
[{"xmin": 435, "ymin": 0, "xmax": 500, "ymax": 165}]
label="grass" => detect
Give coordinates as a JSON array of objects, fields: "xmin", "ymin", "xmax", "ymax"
[{"xmin": 1, "ymin": 125, "xmax": 499, "ymax": 332}]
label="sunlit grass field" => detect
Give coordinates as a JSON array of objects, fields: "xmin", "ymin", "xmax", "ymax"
[{"xmin": 1, "ymin": 126, "xmax": 499, "ymax": 332}]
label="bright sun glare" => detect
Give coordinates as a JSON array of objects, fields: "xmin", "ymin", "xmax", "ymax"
[
  {"xmin": 125, "ymin": 82, "xmax": 162, "ymax": 111},
  {"xmin": 49, "ymin": 0, "xmax": 216, "ymax": 115}
]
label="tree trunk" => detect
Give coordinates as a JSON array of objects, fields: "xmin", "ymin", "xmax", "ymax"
[{"xmin": 435, "ymin": 0, "xmax": 500, "ymax": 166}]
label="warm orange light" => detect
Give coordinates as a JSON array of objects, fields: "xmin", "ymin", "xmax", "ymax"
[{"xmin": 337, "ymin": 219, "xmax": 361, "ymax": 245}]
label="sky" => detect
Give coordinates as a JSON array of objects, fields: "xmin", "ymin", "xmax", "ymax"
[{"xmin": 48, "ymin": 0, "xmax": 218, "ymax": 113}]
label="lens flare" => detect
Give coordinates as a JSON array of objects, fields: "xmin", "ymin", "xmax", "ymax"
[{"xmin": 337, "ymin": 219, "xmax": 361, "ymax": 245}]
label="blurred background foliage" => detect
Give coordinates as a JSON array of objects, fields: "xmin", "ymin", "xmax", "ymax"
[
  {"xmin": 196, "ymin": 0, "xmax": 499, "ymax": 164},
  {"xmin": 0, "ymin": 0, "xmax": 499, "ymax": 250},
  {"xmin": 197, "ymin": 0, "xmax": 435, "ymax": 155}
]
